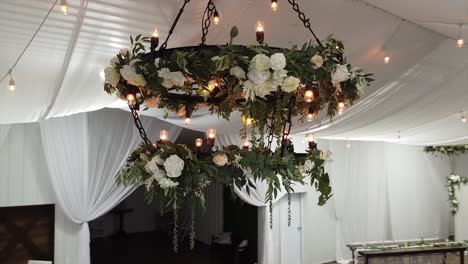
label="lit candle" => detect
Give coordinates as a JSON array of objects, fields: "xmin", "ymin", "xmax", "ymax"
[
  {"xmin": 271, "ymin": 0, "xmax": 278, "ymax": 11},
  {"xmin": 307, "ymin": 133, "xmax": 317, "ymax": 150},
  {"xmin": 256, "ymin": 21, "xmax": 265, "ymax": 44},
  {"xmin": 195, "ymin": 138, "xmax": 203, "ymax": 148},
  {"xmin": 151, "ymin": 27, "xmax": 159, "ymax": 52},
  {"xmin": 160, "ymin": 130, "xmax": 168, "ymax": 142},
  {"xmin": 243, "ymin": 139, "xmax": 250, "ymax": 150},
  {"xmin": 207, "ymin": 128, "xmax": 216, "ymax": 145},
  {"xmin": 304, "ymin": 88, "xmax": 314, "ymax": 103},
  {"xmin": 126, "ymin": 93, "xmax": 136, "ymax": 106},
  {"xmin": 185, "ymin": 117, "xmax": 191, "ymax": 125}
]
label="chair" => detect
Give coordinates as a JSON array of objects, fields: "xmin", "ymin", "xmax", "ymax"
[{"xmin": 28, "ymin": 261, "xmax": 52, "ymax": 264}]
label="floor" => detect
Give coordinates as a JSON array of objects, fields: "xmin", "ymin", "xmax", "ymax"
[
  {"xmin": 91, "ymin": 231, "xmax": 223, "ymax": 264},
  {"xmin": 327, "ymin": 254, "xmax": 468, "ymax": 263}
]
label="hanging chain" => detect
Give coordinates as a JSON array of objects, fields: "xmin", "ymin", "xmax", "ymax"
[
  {"xmin": 287, "ymin": 0, "xmax": 323, "ymax": 47},
  {"xmin": 280, "ymin": 95, "xmax": 296, "ymax": 156},
  {"xmin": 129, "ymin": 104, "xmax": 152, "ymax": 146},
  {"xmin": 200, "ymin": 0, "xmax": 217, "ymax": 45},
  {"xmin": 160, "ymin": 0, "xmax": 192, "ymax": 50}
]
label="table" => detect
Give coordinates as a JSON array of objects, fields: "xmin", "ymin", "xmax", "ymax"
[
  {"xmin": 358, "ymin": 245, "xmax": 467, "ymax": 264},
  {"xmin": 346, "ymin": 239, "xmax": 444, "ymax": 260}
]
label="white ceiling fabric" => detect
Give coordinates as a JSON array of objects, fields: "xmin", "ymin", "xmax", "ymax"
[{"xmin": 0, "ymin": 0, "xmax": 466, "ymax": 145}]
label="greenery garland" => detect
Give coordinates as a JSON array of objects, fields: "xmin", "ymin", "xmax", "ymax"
[
  {"xmin": 425, "ymin": 145, "xmax": 468, "ymax": 214},
  {"xmin": 424, "ymin": 145, "xmax": 468, "ymax": 156},
  {"xmin": 116, "ymin": 141, "xmax": 332, "ymax": 251}
]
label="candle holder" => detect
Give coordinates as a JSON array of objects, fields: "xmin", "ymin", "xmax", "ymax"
[
  {"xmin": 151, "ymin": 28, "xmax": 159, "ymax": 52},
  {"xmin": 159, "ymin": 130, "xmax": 168, "ymax": 144},
  {"xmin": 256, "ymin": 21, "xmax": 265, "ymax": 44}
]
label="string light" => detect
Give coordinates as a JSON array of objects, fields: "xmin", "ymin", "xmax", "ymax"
[
  {"xmin": 207, "ymin": 80, "xmax": 218, "ymax": 91},
  {"xmin": 461, "ymin": 112, "xmax": 467, "ymax": 123},
  {"xmin": 242, "ymin": 115, "xmax": 253, "ymax": 126},
  {"xmin": 384, "ymin": 56, "xmax": 390, "ymax": 64},
  {"xmin": 185, "ymin": 117, "xmax": 191, "ymax": 125},
  {"xmin": 213, "ymin": 10, "xmax": 220, "ymax": 25},
  {"xmin": 256, "ymin": 21, "xmax": 265, "ymax": 44},
  {"xmin": 271, "ymin": 0, "xmax": 278, "ymax": 11},
  {"xmin": 346, "ymin": 140, "xmax": 351, "ymax": 149},
  {"xmin": 457, "ymin": 24, "xmax": 464, "ymax": 47},
  {"xmin": 307, "ymin": 112, "xmax": 314, "ymax": 122},
  {"xmin": 7, "ymin": 69, "xmax": 15, "ymax": 92},
  {"xmin": 60, "ymin": 0, "xmax": 69, "ymax": 15},
  {"xmin": 160, "ymin": 130, "xmax": 169, "ymax": 143}
]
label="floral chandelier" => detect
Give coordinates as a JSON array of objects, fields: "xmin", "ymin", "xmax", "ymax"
[{"xmin": 103, "ymin": 0, "xmax": 373, "ymax": 251}]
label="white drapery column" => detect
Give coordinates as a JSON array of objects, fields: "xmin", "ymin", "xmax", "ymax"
[{"xmin": 40, "ymin": 109, "xmax": 182, "ymax": 264}]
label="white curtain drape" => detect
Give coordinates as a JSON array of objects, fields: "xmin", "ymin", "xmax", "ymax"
[
  {"xmin": 320, "ymin": 139, "xmax": 451, "ymax": 263},
  {"xmin": 0, "ymin": 124, "xmax": 10, "ymax": 148},
  {"xmin": 40, "ymin": 109, "xmax": 182, "ymax": 264}
]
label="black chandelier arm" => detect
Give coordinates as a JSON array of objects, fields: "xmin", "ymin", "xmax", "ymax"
[
  {"xmin": 160, "ymin": 0, "xmax": 192, "ymax": 50},
  {"xmin": 129, "ymin": 105, "xmax": 152, "ymax": 146},
  {"xmin": 200, "ymin": 0, "xmax": 217, "ymax": 45},
  {"xmin": 287, "ymin": 0, "xmax": 323, "ymax": 47},
  {"xmin": 280, "ymin": 95, "xmax": 296, "ymax": 156}
]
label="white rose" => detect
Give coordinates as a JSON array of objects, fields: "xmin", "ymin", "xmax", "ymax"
[
  {"xmin": 110, "ymin": 56, "xmax": 119, "ymax": 67},
  {"xmin": 145, "ymin": 97, "xmax": 159, "ymax": 108},
  {"xmin": 250, "ymin": 54, "xmax": 271, "ymax": 71},
  {"xmin": 281, "ymin": 76, "xmax": 300, "ymax": 93},
  {"xmin": 152, "ymin": 155, "xmax": 164, "ymax": 165},
  {"xmin": 272, "ymin": 69, "xmax": 288, "ymax": 84},
  {"xmin": 164, "ymin": 155, "xmax": 185, "ymax": 178},
  {"xmin": 159, "ymin": 178, "xmax": 179, "ymax": 189},
  {"xmin": 248, "ymin": 69, "xmax": 270, "ymax": 85},
  {"xmin": 320, "ymin": 148, "xmax": 332, "ymax": 160},
  {"xmin": 144, "ymin": 160, "xmax": 159, "ymax": 174},
  {"xmin": 331, "ymin": 64, "xmax": 351, "ymax": 85},
  {"xmin": 152, "ymin": 168, "xmax": 167, "ymax": 182},
  {"xmin": 303, "ymin": 159, "xmax": 315, "ymax": 172},
  {"xmin": 140, "ymin": 153, "xmax": 149, "ymax": 162},
  {"xmin": 255, "ymin": 80, "xmax": 276, "ymax": 98},
  {"xmin": 120, "ymin": 65, "xmax": 147, "ymax": 86},
  {"xmin": 104, "ymin": 66, "xmax": 120, "ymax": 87},
  {"xmin": 161, "ymin": 79, "xmax": 174, "ymax": 88},
  {"xmin": 230, "ymin": 66, "xmax": 246, "ymax": 79},
  {"xmin": 213, "ymin": 153, "xmax": 228, "ymax": 167},
  {"xmin": 310, "ymin": 54, "xmax": 324, "ymax": 69},
  {"xmin": 270, "ymin": 53, "xmax": 286, "ymax": 71},
  {"xmin": 170, "ymin": 71, "xmax": 186, "ymax": 87},
  {"xmin": 158, "ymin": 68, "xmax": 171, "ymax": 79}
]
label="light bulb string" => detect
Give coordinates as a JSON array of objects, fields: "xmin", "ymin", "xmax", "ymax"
[{"xmin": 0, "ymin": 0, "xmax": 59, "ymax": 85}]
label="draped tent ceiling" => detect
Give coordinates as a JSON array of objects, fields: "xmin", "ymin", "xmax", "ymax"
[{"xmin": 1, "ymin": 0, "xmax": 467, "ymax": 144}]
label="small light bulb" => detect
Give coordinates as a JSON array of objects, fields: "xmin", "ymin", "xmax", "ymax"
[
  {"xmin": 152, "ymin": 27, "xmax": 159, "ymax": 38},
  {"xmin": 304, "ymin": 89, "xmax": 314, "ymax": 103},
  {"xmin": 338, "ymin": 101, "xmax": 345, "ymax": 109},
  {"xmin": 256, "ymin": 21, "xmax": 264, "ymax": 32},
  {"xmin": 126, "ymin": 93, "xmax": 136, "ymax": 106},
  {"xmin": 346, "ymin": 141, "xmax": 351, "ymax": 148},
  {"xmin": 60, "ymin": 0, "xmax": 68, "ymax": 15},
  {"xmin": 307, "ymin": 113, "xmax": 314, "ymax": 122},
  {"xmin": 213, "ymin": 11, "xmax": 220, "ymax": 25},
  {"xmin": 461, "ymin": 113, "xmax": 467, "ymax": 123},
  {"xmin": 271, "ymin": 0, "xmax": 278, "ymax": 11},
  {"xmin": 185, "ymin": 117, "xmax": 191, "ymax": 125},
  {"xmin": 384, "ymin": 56, "xmax": 390, "ymax": 64},
  {"xmin": 8, "ymin": 77, "xmax": 16, "ymax": 92},
  {"xmin": 207, "ymin": 80, "xmax": 218, "ymax": 91},
  {"xmin": 457, "ymin": 38, "xmax": 464, "ymax": 47},
  {"xmin": 243, "ymin": 140, "xmax": 250, "ymax": 149}
]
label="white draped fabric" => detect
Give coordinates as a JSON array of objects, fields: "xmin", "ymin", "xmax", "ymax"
[
  {"xmin": 39, "ymin": 109, "xmax": 181, "ymax": 264},
  {"xmin": 0, "ymin": 124, "xmax": 10, "ymax": 148},
  {"xmin": 319, "ymin": 139, "xmax": 452, "ymax": 262}
]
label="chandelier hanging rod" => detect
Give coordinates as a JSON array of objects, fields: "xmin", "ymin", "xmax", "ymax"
[
  {"xmin": 160, "ymin": 0, "xmax": 192, "ymax": 50},
  {"xmin": 287, "ymin": 0, "xmax": 323, "ymax": 47}
]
